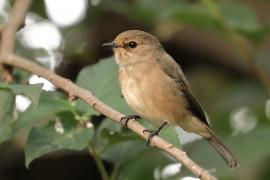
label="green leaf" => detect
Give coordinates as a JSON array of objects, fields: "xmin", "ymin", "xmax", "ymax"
[
  {"xmin": 14, "ymin": 91, "xmax": 75, "ymax": 131},
  {"xmin": 95, "ymin": 118, "xmax": 144, "ymax": 163},
  {"xmin": 0, "ymin": 83, "xmax": 43, "ymax": 143},
  {"xmin": 161, "ymin": 3, "xmax": 220, "ymax": 30},
  {"xmin": 75, "ymin": 57, "xmax": 131, "ymax": 116},
  {"xmin": 159, "ymin": 126, "xmax": 182, "ymax": 148},
  {"xmin": 0, "ymin": 83, "xmax": 43, "ymax": 106},
  {"xmin": 95, "ymin": 118, "xmax": 140, "ymax": 151},
  {"xmin": 0, "ymin": 90, "xmax": 16, "ymax": 143},
  {"xmin": 219, "ymin": 3, "xmax": 261, "ymax": 32},
  {"xmin": 160, "ymin": 2, "xmax": 263, "ymax": 39},
  {"xmin": 101, "ymin": 140, "xmax": 145, "ymax": 164},
  {"xmin": 96, "ymin": 119, "xmax": 180, "ymax": 163},
  {"xmin": 100, "ymin": 0, "xmax": 161, "ymax": 25},
  {"xmin": 25, "ymin": 121, "xmax": 94, "ymax": 167},
  {"xmin": 119, "ymin": 149, "xmax": 173, "ymax": 180},
  {"xmin": 95, "ymin": 118, "xmax": 122, "ymax": 151}
]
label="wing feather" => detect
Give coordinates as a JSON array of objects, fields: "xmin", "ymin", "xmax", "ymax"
[{"xmin": 156, "ymin": 54, "xmax": 209, "ymax": 127}]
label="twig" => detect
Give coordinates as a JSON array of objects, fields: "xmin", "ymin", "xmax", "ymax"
[
  {"xmin": 0, "ymin": 0, "xmax": 32, "ymax": 57},
  {"xmin": 0, "ymin": 0, "xmax": 32, "ymax": 81},
  {"xmin": 0, "ymin": 0, "xmax": 217, "ymax": 179},
  {"xmin": 89, "ymin": 143, "xmax": 110, "ymax": 180},
  {"xmin": 3, "ymin": 54, "xmax": 217, "ymax": 180},
  {"xmin": 110, "ymin": 163, "xmax": 120, "ymax": 180}
]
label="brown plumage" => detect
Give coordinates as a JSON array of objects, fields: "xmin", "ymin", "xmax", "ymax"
[{"xmin": 104, "ymin": 30, "xmax": 237, "ymax": 168}]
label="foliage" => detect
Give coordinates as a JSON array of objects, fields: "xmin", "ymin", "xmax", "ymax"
[
  {"xmin": 25, "ymin": 119, "xmax": 94, "ymax": 167},
  {"xmin": 0, "ymin": 83, "xmax": 43, "ymax": 143}
]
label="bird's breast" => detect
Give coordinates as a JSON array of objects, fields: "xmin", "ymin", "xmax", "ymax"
[
  {"xmin": 120, "ymin": 68, "xmax": 148, "ymax": 116},
  {"xmin": 119, "ymin": 63, "xmax": 188, "ymax": 126}
]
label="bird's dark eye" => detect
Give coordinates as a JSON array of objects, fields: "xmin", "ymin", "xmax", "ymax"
[{"xmin": 127, "ymin": 41, "xmax": 137, "ymax": 48}]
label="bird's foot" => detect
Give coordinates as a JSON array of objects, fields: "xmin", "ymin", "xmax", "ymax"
[
  {"xmin": 143, "ymin": 122, "xmax": 168, "ymax": 147},
  {"xmin": 120, "ymin": 115, "xmax": 141, "ymax": 127},
  {"xmin": 143, "ymin": 129, "xmax": 160, "ymax": 147}
]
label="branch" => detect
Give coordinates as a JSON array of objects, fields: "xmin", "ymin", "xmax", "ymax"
[
  {"xmin": 0, "ymin": 0, "xmax": 32, "ymax": 82},
  {"xmin": 0, "ymin": 0, "xmax": 32, "ymax": 58},
  {"xmin": 3, "ymin": 54, "xmax": 217, "ymax": 180},
  {"xmin": 89, "ymin": 143, "xmax": 110, "ymax": 180},
  {"xmin": 0, "ymin": 0, "xmax": 217, "ymax": 179}
]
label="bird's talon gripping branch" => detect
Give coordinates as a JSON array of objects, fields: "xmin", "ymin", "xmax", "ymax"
[
  {"xmin": 120, "ymin": 115, "xmax": 141, "ymax": 127},
  {"xmin": 143, "ymin": 129, "xmax": 159, "ymax": 147},
  {"xmin": 143, "ymin": 122, "xmax": 168, "ymax": 147}
]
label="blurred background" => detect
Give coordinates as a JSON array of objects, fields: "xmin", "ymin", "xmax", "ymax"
[{"xmin": 0, "ymin": 0, "xmax": 270, "ymax": 180}]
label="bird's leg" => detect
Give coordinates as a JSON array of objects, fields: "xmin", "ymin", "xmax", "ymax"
[
  {"xmin": 143, "ymin": 121, "xmax": 168, "ymax": 147},
  {"xmin": 120, "ymin": 115, "xmax": 141, "ymax": 127}
]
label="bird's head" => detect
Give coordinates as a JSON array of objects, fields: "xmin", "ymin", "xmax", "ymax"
[{"xmin": 103, "ymin": 30, "xmax": 163, "ymax": 66}]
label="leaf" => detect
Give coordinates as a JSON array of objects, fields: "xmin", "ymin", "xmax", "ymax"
[
  {"xmin": 160, "ymin": 2, "xmax": 263, "ymax": 40},
  {"xmin": 94, "ymin": 118, "xmax": 144, "ymax": 163},
  {"xmin": 14, "ymin": 91, "xmax": 75, "ymax": 131},
  {"xmin": 0, "ymin": 83, "xmax": 43, "ymax": 106},
  {"xmin": 96, "ymin": 120, "xmax": 180, "ymax": 163},
  {"xmin": 118, "ymin": 149, "xmax": 173, "ymax": 180},
  {"xmin": 25, "ymin": 120, "xmax": 94, "ymax": 167},
  {"xmin": 95, "ymin": 118, "xmax": 122, "ymax": 151},
  {"xmin": 0, "ymin": 90, "xmax": 16, "ymax": 143},
  {"xmin": 75, "ymin": 57, "xmax": 131, "ymax": 116},
  {"xmin": 95, "ymin": 118, "xmax": 140, "ymax": 150},
  {"xmin": 96, "ymin": 119, "xmax": 181, "ymax": 164},
  {"xmin": 101, "ymin": 140, "xmax": 146, "ymax": 164},
  {"xmin": 159, "ymin": 126, "xmax": 182, "ymax": 148},
  {"xmin": 219, "ymin": 2, "xmax": 261, "ymax": 32},
  {"xmin": 161, "ymin": 3, "xmax": 220, "ymax": 30},
  {"xmin": 0, "ymin": 83, "xmax": 43, "ymax": 143}
]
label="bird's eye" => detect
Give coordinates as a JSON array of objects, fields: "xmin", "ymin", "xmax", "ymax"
[{"xmin": 127, "ymin": 41, "xmax": 137, "ymax": 48}]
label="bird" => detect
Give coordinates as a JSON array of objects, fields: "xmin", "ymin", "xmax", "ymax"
[{"xmin": 103, "ymin": 30, "xmax": 237, "ymax": 168}]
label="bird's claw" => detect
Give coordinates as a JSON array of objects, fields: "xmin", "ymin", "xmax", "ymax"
[
  {"xmin": 143, "ymin": 122, "xmax": 168, "ymax": 147},
  {"xmin": 120, "ymin": 115, "xmax": 141, "ymax": 127},
  {"xmin": 143, "ymin": 129, "xmax": 160, "ymax": 147}
]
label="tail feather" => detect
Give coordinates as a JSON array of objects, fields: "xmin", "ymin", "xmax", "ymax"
[{"xmin": 206, "ymin": 128, "xmax": 238, "ymax": 168}]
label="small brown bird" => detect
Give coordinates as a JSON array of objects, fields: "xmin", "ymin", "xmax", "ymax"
[{"xmin": 103, "ymin": 30, "xmax": 237, "ymax": 168}]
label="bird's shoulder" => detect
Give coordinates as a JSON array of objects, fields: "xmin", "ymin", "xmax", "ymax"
[{"xmin": 156, "ymin": 53, "xmax": 209, "ymax": 127}]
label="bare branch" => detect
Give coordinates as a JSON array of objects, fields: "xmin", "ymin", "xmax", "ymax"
[
  {"xmin": 0, "ymin": 0, "xmax": 32, "ymax": 58},
  {"xmin": 0, "ymin": 0, "xmax": 32, "ymax": 82}
]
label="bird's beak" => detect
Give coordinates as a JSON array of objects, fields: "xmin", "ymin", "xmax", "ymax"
[{"xmin": 102, "ymin": 42, "xmax": 119, "ymax": 48}]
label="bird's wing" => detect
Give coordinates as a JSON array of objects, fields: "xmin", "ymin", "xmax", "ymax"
[{"xmin": 156, "ymin": 54, "xmax": 209, "ymax": 127}]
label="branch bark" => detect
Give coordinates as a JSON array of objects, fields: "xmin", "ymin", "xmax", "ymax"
[
  {"xmin": 0, "ymin": 0, "xmax": 32, "ymax": 82},
  {"xmin": 0, "ymin": 0, "xmax": 217, "ymax": 179},
  {"xmin": 0, "ymin": 0, "xmax": 32, "ymax": 58}
]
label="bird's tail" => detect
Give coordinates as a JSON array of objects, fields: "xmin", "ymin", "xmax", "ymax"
[{"xmin": 205, "ymin": 128, "xmax": 238, "ymax": 168}]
